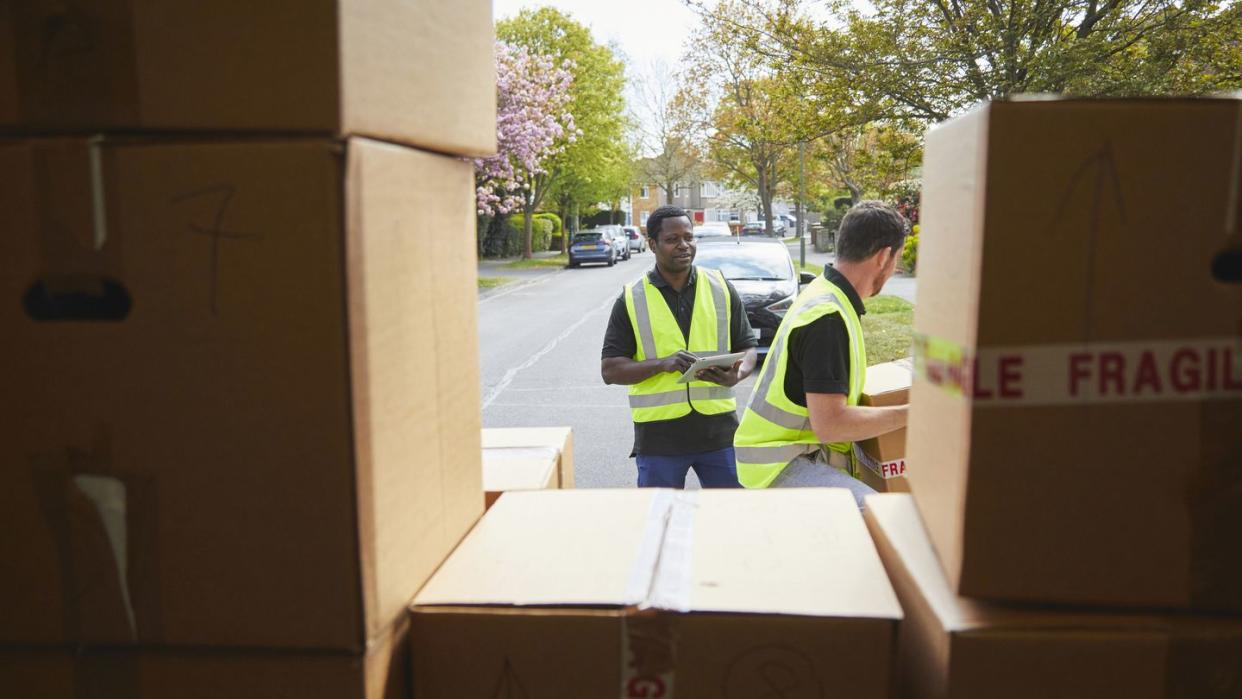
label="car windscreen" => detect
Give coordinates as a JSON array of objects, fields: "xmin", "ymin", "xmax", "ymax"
[
  {"xmin": 694, "ymin": 245, "xmax": 792, "ymax": 281},
  {"xmin": 573, "ymin": 233, "xmax": 603, "ymax": 242}
]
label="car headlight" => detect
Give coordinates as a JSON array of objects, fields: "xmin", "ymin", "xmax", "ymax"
[{"xmin": 765, "ymin": 294, "xmax": 794, "ymax": 317}]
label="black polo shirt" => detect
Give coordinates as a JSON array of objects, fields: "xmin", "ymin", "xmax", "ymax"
[
  {"xmin": 784, "ymin": 265, "xmax": 867, "ymax": 406},
  {"xmin": 601, "ymin": 265, "xmax": 757, "ymax": 456}
]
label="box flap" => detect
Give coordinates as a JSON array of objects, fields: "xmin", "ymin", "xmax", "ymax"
[
  {"xmin": 863, "ymin": 360, "xmax": 913, "ymax": 398},
  {"xmin": 481, "ymin": 449, "xmax": 558, "ymax": 493},
  {"xmin": 480, "ymin": 427, "xmax": 571, "ymax": 451},
  {"xmin": 413, "ymin": 490, "xmax": 659, "ymax": 608},
  {"xmin": 687, "ymin": 489, "xmax": 902, "ymax": 620}
]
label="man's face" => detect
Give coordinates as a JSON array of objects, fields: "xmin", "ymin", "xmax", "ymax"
[
  {"xmin": 871, "ymin": 246, "xmax": 900, "ymax": 296},
  {"xmin": 652, "ymin": 216, "xmax": 695, "ymax": 274}
]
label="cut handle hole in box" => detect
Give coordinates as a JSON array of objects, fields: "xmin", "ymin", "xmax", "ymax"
[{"xmin": 24, "ymin": 277, "xmax": 132, "ymax": 321}]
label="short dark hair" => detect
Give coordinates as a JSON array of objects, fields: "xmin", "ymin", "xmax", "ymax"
[
  {"xmin": 646, "ymin": 206, "xmax": 692, "ymax": 240},
  {"xmin": 835, "ymin": 201, "xmax": 909, "ymax": 263}
]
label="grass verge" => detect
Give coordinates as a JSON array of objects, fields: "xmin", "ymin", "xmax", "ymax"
[
  {"xmin": 477, "ymin": 276, "xmax": 515, "ymax": 289},
  {"xmin": 502, "ymin": 256, "xmax": 568, "ymax": 269},
  {"xmin": 862, "ymin": 294, "xmax": 914, "ymax": 364}
]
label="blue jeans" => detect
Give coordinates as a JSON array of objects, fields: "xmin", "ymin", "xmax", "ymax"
[{"xmin": 636, "ymin": 447, "xmax": 742, "ymax": 488}]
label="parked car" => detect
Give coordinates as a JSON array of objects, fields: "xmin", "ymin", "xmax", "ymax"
[
  {"xmin": 625, "ymin": 225, "xmax": 646, "ymax": 253},
  {"xmin": 693, "ymin": 221, "xmax": 734, "ymax": 239},
  {"xmin": 567, "ymin": 230, "xmax": 617, "ymax": 267},
  {"xmin": 693, "ymin": 239, "xmax": 816, "ymax": 360},
  {"xmin": 600, "ymin": 224, "xmax": 631, "ymax": 261},
  {"xmin": 741, "ymin": 219, "xmax": 785, "ymax": 237}
]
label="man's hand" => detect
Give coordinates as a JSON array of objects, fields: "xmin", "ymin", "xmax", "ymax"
[
  {"xmin": 659, "ymin": 350, "xmax": 698, "ymax": 375},
  {"xmin": 695, "ymin": 359, "xmax": 743, "ymax": 387}
]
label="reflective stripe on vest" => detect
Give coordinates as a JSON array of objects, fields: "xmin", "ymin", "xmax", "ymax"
[
  {"xmin": 733, "ymin": 276, "xmax": 867, "ymax": 488},
  {"xmin": 623, "ymin": 268, "xmax": 737, "ymax": 422}
]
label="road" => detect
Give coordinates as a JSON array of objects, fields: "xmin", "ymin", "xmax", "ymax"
[{"xmin": 477, "ymin": 244, "xmax": 916, "ymax": 488}]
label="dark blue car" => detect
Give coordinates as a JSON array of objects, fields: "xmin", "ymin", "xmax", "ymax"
[{"xmin": 568, "ymin": 231, "xmax": 617, "ymax": 267}]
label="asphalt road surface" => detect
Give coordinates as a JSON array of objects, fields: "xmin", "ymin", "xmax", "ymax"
[{"xmin": 478, "ymin": 245, "xmax": 915, "ymax": 488}]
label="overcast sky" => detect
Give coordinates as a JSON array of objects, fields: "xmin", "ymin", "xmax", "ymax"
[{"xmin": 491, "ymin": 0, "xmax": 700, "ymax": 80}]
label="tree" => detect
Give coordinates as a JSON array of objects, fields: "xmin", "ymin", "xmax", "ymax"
[
  {"xmin": 685, "ymin": 0, "xmax": 810, "ymax": 237},
  {"xmin": 475, "ymin": 42, "xmax": 576, "ymax": 258},
  {"xmin": 632, "ymin": 60, "xmax": 702, "ymax": 205},
  {"xmin": 812, "ymin": 122, "xmax": 922, "ymax": 205},
  {"xmin": 703, "ymin": 0, "xmax": 1242, "ymax": 124},
  {"xmin": 498, "ymin": 8, "xmax": 631, "ymax": 245}
]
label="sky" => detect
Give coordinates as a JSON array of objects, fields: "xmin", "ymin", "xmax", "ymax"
[{"xmin": 491, "ymin": 0, "xmax": 700, "ymax": 83}]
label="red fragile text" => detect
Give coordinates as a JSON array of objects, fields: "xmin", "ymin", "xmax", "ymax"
[{"xmin": 1067, "ymin": 346, "xmax": 1242, "ymax": 397}]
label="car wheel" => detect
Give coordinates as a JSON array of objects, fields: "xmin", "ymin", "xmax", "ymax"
[{"xmin": 607, "ymin": 252, "xmax": 616, "ymax": 267}]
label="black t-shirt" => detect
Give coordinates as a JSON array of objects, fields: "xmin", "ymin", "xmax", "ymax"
[
  {"xmin": 783, "ymin": 265, "xmax": 867, "ymax": 407},
  {"xmin": 602, "ymin": 266, "xmax": 757, "ymax": 456}
]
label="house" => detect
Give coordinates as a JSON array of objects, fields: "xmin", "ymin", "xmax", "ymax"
[{"xmin": 629, "ymin": 179, "xmax": 734, "ymax": 232}]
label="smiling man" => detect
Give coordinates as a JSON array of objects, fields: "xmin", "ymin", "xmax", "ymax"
[{"xmin": 601, "ymin": 206, "xmax": 758, "ymax": 487}]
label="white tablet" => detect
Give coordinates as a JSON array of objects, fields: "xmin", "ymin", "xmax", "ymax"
[{"xmin": 675, "ymin": 351, "xmax": 748, "ymax": 384}]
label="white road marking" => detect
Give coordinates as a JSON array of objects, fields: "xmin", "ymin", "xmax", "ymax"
[{"xmin": 480, "ymin": 295, "xmax": 617, "ymax": 409}]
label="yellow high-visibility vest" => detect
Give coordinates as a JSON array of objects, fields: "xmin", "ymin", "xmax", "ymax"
[
  {"xmin": 623, "ymin": 267, "xmax": 736, "ymax": 422},
  {"xmin": 733, "ymin": 274, "xmax": 866, "ymax": 488}
]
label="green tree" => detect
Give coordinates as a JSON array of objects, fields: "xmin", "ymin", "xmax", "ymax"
[
  {"xmin": 810, "ymin": 122, "xmax": 923, "ymax": 205},
  {"xmin": 498, "ymin": 8, "xmax": 631, "ymax": 249},
  {"xmin": 707, "ymin": 0, "xmax": 1242, "ymax": 123}
]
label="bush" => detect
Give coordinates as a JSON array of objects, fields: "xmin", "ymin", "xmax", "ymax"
[
  {"xmin": 814, "ymin": 207, "xmax": 847, "ymax": 253},
  {"xmin": 533, "ymin": 212, "xmax": 563, "ymax": 251},
  {"xmin": 902, "ymin": 225, "xmax": 919, "ymax": 274},
  {"xmin": 501, "ymin": 215, "xmax": 554, "ymax": 255}
]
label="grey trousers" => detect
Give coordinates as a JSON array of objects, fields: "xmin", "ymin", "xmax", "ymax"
[{"xmin": 770, "ymin": 452, "xmax": 877, "ymax": 507}]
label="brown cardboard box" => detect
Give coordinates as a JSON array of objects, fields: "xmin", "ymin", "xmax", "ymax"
[
  {"xmin": 0, "ymin": 0, "xmax": 496, "ymax": 156},
  {"xmin": 481, "ymin": 426, "xmax": 575, "ymax": 489},
  {"xmin": 0, "ymin": 136, "xmax": 483, "ymax": 649},
  {"xmin": 863, "ymin": 494, "xmax": 1242, "ymax": 699},
  {"xmin": 909, "ymin": 98, "xmax": 1242, "ymax": 611},
  {"xmin": 410, "ymin": 489, "xmax": 902, "ymax": 698},
  {"xmin": 480, "ymin": 448, "xmax": 560, "ymax": 509},
  {"xmin": 0, "ymin": 617, "xmax": 410, "ymax": 699},
  {"xmin": 856, "ymin": 360, "xmax": 912, "ymax": 492}
]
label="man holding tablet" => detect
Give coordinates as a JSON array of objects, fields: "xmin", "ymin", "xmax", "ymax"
[{"xmin": 601, "ymin": 206, "xmax": 758, "ymax": 487}]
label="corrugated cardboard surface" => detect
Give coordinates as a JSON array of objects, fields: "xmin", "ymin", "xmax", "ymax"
[
  {"xmin": 0, "ymin": 617, "xmax": 410, "ymax": 699},
  {"xmin": 0, "ymin": 0, "xmax": 496, "ymax": 156},
  {"xmin": 864, "ymin": 494, "xmax": 1242, "ymax": 699},
  {"xmin": 481, "ymin": 426, "xmax": 575, "ymax": 488},
  {"xmin": 411, "ymin": 489, "xmax": 901, "ymax": 698},
  {"xmin": 0, "ymin": 136, "xmax": 482, "ymax": 649},
  {"xmin": 909, "ymin": 98, "xmax": 1242, "ymax": 611},
  {"xmin": 858, "ymin": 360, "xmax": 912, "ymax": 492},
  {"xmin": 481, "ymin": 448, "xmax": 560, "ymax": 509}
]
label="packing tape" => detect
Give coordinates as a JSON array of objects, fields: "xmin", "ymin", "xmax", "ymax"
[
  {"xmin": 913, "ymin": 334, "xmax": 1242, "ymax": 406},
  {"xmin": 30, "ymin": 428, "xmax": 161, "ymax": 643},
  {"xmin": 618, "ymin": 491, "xmax": 701, "ymax": 698}
]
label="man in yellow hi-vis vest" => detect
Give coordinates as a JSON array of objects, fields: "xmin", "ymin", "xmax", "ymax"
[
  {"xmin": 734, "ymin": 202, "xmax": 909, "ymax": 504},
  {"xmin": 602, "ymin": 206, "xmax": 758, "ymax": 487}
]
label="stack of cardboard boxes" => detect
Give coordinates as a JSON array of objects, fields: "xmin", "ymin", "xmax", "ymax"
[
  {"xmin": 0, "ymin": 2, "xmax": 494, "ymax": 695},
  {"xmin": 865, "ymin": 98, "xmax": 1242, "ymax": 697},
  {"xmin": 480, "ymin": 426, "xmax": 575, "ymax": 509}
]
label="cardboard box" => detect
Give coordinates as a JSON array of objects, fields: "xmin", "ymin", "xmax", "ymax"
[
  {"xmin": 855, "ymin": 360, "xmax": 912, "ymax": 492},
  {"xmin": 0, "ymin": 617, "xmax": 410, "ymax": 699},
  {"xmin": 481, "ymin": 426, "xmax": 575, "ymax": 488},
  {"xmin": 411, "ymin": 489, "xmax": 902, "ymax": 698},
  {"xmin": 863, "ymin": 494, "xmax": 1242, "ymax": 699},
  {"xmin": 0, "ymin": 0, "xmax": 496, "ymax": 156},
  {"xmin": 0, "ymin": 136, "xmax": 483, "ymax": 649},
  {"xmin": 909, "ymin": 98, "xmax": 1242, "ymax": 611},
  {"xmin": 481, "ymin": 448, "xmax": 560, "ymax": 509}
]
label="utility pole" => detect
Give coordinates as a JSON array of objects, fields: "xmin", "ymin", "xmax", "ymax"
[{"xmin": 798, "ymin": 141, "xmax": 806, "ymax": 269}]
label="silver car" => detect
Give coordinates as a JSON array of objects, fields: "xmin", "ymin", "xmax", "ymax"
[{"xmin": 600, "ymin": 225, "xmax": 631, "ymax": 261}]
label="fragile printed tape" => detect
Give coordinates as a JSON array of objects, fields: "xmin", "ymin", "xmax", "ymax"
[
  {"xmin": 619, "ymin": 491, "xmax": 701, "ymax": 698},
  {"xmin": 854, "ymin": 447, "xmax": 907, "ymax": 480},
  {"xmin": 914, "ymin": 334, "xmax": 1242, "ymax": 406}
]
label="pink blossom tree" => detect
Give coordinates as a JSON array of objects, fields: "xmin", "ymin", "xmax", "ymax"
[{"xmin": 475, "ymin": 42, "xmax": 576, "ymax": 258}]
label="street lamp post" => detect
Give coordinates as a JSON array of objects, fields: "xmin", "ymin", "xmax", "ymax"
[{"xmin": 798, "ymin": 141, "xmax": 806, "ymax": 269}]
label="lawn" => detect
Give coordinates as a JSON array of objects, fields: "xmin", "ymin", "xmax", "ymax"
[
  {"xmin": 477, "ymin": 276, "xmax": 515, "ymax": 289},
  {"xmin": 502, "ymin": 256, "xmax": 569, "ymax": 269},
  {"xmin": 862, "ymin": 295, "xmax": 914, "ymax": 364}
]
